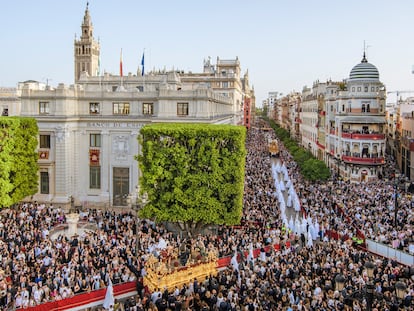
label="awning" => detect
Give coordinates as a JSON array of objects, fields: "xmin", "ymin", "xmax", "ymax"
[{"xmin": 340, "ymin": 116, "xmax": 386, "ymax": 124}]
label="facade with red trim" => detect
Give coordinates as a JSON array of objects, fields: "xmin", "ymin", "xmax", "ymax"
[{"xmin": 293, "ymin": 53, "xmax": 387, "ymax": 182}]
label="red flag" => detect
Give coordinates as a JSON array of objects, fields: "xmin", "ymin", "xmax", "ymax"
[{"xmin": 120, "ymin": 49, "xmax": 123, "ymax": 77}]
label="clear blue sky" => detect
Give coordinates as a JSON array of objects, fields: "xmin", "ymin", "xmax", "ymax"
[{"xmin": 2, "ymin": 0, "xmax": 414, "ymax": 104}]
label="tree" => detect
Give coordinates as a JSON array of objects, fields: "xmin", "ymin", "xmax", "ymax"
[
  {"xmin": 0, "ymin": 117, "xmax": 38, "ymax": 207},
  {"xmin": 136, "ymin": 123, "xmax": 246, "ymax": 236},
  {"xmin": 301, "ymin": 159, "xmax": 331, "ymax": 181},
  {"xmin": 266, "ymin": 118, "xmax": 330, "ymax": 181}
]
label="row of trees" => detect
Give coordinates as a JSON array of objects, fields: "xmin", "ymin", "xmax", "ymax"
[
  {"xmin": 266, "ymin": 118, "xmax": 330, "ymax": 181},
  {"xmin": 0, "ymin": 117, "xmax": 39, "ymax": 207}
]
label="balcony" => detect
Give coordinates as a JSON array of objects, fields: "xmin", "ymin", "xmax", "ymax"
[
  {"xmin": 342, "ymin": 155, "xmax": 385, "ymax": 165},
  {"xmin": 341, "ymin": 133, "xmax": 385, "ymax": 140}
]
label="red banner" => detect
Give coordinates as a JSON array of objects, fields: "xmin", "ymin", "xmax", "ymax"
[
  {"xmin": 38, "ymin": 150, "xmax": 49, "ymax": 160},
  {"xmin": 16, "ymin": 282, "xmax": 136, "ymax": 311},
  {"xmin": 89, "ymin": 149, "xmax": 100, "ymax": 166}
]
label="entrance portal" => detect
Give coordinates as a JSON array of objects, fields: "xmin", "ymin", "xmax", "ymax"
[{"xmin": 113, "ymin": 167, "xmax": 129, "ymax": 206}]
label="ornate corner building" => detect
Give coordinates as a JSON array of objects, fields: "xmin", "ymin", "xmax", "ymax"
[{"xmin": 269, "ymin": 53, "xmax": 386, "ymax": 182}]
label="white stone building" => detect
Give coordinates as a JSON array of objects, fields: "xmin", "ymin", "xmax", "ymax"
[
  {"xmin": 300, "ymin": 84, "xmax": 320, "ymax": 155},
  {"xmin": 273, "ymin": 53, "xmax": 387, "ymax": 182},
  {"xmin": 334, "ymin": 54, "xmax": 386, "ymax": 182},
  {"xmin": 18, "ymin": 4, "xmax": 253, "ymax": 208}
]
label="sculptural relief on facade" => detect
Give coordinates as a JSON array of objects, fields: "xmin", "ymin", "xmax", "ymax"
[
  {"xmin": 55, "ymin": 126, "xmax": 68, "ymax": 143},
  {"xmin": 112, "ymin": 135, "xmax": 129, "ymax": 160}
]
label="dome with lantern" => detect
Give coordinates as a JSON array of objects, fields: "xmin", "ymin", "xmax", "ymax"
[{"xmin": 349, "ymin": 52, "xmax": 379, "ymax": 82}]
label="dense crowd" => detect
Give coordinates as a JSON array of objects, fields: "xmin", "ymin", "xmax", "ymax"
[{"xmin": 0, "ymin": 123, "xmax": 412, "ymax": 310}]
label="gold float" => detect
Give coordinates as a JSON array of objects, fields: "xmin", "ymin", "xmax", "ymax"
[{"xmin": 143, "ymin": 250, "xmax": 218, "ymax": 292}]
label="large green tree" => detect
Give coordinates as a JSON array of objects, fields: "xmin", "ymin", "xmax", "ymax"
[
  {"xmin": 0, "ymin": 117, "xmax": 39, "ymax": 207},
  {"xmin": 136, "ymin": 123, "xmax": 246, "ymax": 236}
]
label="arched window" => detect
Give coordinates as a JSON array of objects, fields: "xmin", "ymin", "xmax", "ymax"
[
  {"xmin": 372, "ymin": 145, "xmax": 378, "ymax": 157},
  {"xmin": 362, "ymin": 144, "xmax": 369, "ymax": 158},
  {"xmin": 352, "ymin": 144, "xmax": 359, "ymax": 157}
]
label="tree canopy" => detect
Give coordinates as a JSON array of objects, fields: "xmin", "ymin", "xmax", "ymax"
[
  {"xmin": 0, "ymin": 117, "xmax": 39, "ymax": 207},
  {"xmin": 266, "ymin": 118, "xmax": 330, "ymax": 181},
  {"xmin": 136, "ymin": 123, "xmax": 246, "ymax": 234}
]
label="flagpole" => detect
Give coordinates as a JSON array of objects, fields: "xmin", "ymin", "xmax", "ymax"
[
  {"xmin": 120, "ymin": 48, "xmax": 123, "ymax": 88},
  {"xmin": 141, "ymin": 49, "xmax": 145, "ymax": 91}
]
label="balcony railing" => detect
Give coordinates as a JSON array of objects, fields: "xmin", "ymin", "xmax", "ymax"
[
  {"xmin": 342, "ymin": 155, "xmax": 385, "ymax": 165},
  {"xmin": 341, "ymin": 133, "xmax": 385, "ymax": 140}
]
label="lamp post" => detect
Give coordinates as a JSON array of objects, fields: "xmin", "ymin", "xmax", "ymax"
[
  {"xmin": 335, "ymin": 261, "xmax": 408, "ymax": 311},
  {"xmin": 365, "ymin": 261, "xmax": 375, "ymax": 311},
  {"xmin": 395, "ymin": 281, "xmax": 408, "ymax": 309}
]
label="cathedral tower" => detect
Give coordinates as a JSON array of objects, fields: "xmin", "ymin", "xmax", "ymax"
[{"xmin": 74, "ymin": 3, "xmax": 100, "ymax": 82}]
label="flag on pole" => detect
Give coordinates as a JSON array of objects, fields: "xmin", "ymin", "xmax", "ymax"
[
  {"xmin": 141, "ymin": 52, "xmax": 145, "ymax": 76},
  {"xmin": 103, "ymin": 279, "xmax": 115, "ymax": 310},
  {"xmin": 120, "ymin": 49, "xmax": 123, "ymax": 77}
]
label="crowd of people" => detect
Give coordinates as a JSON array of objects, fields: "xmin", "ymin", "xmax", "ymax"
[{"xmin": 0, "ymin": 122, "xmax": 412, "ymax": 310}]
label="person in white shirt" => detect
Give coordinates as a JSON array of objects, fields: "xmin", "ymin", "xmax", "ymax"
[
  {"xmin": 14, "ymin": 292, "xmax": 23, "ymax": 309},
  {"xmin": 33, "ymin": 284, "xmax": 42, "ymax": 304}
]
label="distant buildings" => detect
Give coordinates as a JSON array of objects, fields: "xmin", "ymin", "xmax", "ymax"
[
  {"xmin": 3, "ymin": 4, "xmax": 254, "ymax": 208},
  {"xmin": 393, "ymin": 98, "xmax": 414, "ymax": 179},
  {"xmin": 268, "ymin": 53, "xmax": 388, "ymax": 182}
]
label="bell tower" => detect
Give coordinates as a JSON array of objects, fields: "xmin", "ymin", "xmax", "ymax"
[{"xmin": 74, "ymin": 2, "xmax": 100, "ymax": 82}]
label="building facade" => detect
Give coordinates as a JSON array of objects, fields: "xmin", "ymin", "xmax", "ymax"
[
  {"xmin": 334, "ymin": 54, "xmax": 386, "ymax": 182},
  {"xmin": 0, "ymin": 87, "xmax": 21, "ymax": 116},
  {"xmin": 270, "ymin": 53, "xmax": 387, "ymax": 182},
  {"xmin": 18, "ymin": 4, "xmax": 253, "ymax": 208},
  {"xmin": 300, "ymin": 85, "xmax": 320, "ymax": 156},
  {"xmin": 396, "ymin": 99, "xmax": 414, "ymax": 180}
]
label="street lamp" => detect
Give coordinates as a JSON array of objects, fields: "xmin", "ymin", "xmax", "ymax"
[
  {"xmin": 335, "ymin": 261, "xmax": 408, "ymax": 311},
  {"xmin": 395, "ymin": 281, "xmax": 407, "ymax": 301},
  {"xmin": 365, "ymin": 261, "xmax": 375, "ymax": 311}
]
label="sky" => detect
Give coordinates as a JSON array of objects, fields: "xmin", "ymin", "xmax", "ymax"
[{"xmin": 2, "ymin": 1, "xmax": 414, "ymax": 105}]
